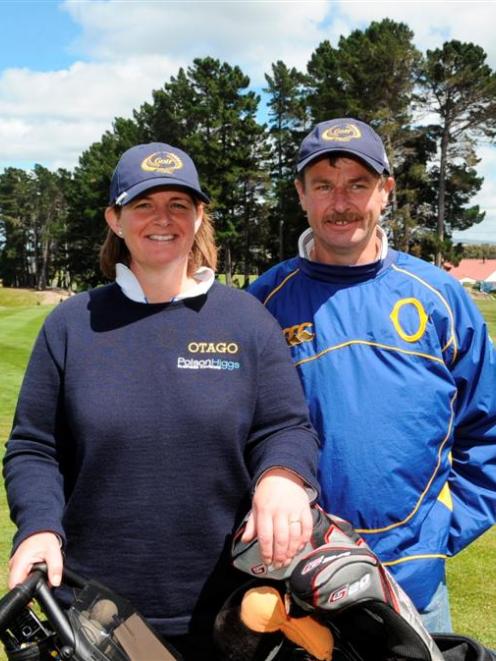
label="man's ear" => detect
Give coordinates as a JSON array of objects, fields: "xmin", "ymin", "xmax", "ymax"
[
  {"xmin": 104, "ymin": 206, "xmax": 122, "ymax": 236},
  {"xmin": 294, "ymin": 178, "xmax": 306, "ymax": 212},
  {"xmin": 381, "ymin": 177, "xmax": 395, "ymax": 210}
]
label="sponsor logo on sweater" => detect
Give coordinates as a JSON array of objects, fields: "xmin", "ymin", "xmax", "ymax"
[
  {"xmin": 187, "ymin": 341, "xmax": 239, "ymax": 354},
  {"xmin": 177, "ymin": 340, "xmax": 241, "ymax": 370},
  {"xmin": 177, "ymin": 357, "xmax": 240, "ymax": 371}
]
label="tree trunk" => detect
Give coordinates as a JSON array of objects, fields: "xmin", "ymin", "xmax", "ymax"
[
  {"xmin": 278, "ymin": 218, "xmax": 285, "ymax": 261},
  {"xmin": 224, "ymin": 243, "xmax": 233, "ymax": 286},
  {"xmin": 37, "ymin": 238, "xmax": 51, "ymax": 290},
  {"xmin": 436, "ymin": 125, "xmax": 450, "ymax": 267}
]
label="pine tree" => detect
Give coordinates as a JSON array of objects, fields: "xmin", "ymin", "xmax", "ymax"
[
  {"xmin": 264, "ymin": 60, "xmax": 308, "ymax": 263},
  {"xmin": 418, "ymin": 40, "xmax": 496, "ymax": 265}
]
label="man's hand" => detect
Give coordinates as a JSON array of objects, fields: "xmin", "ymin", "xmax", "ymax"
[
  {"xmin": 8, "ymin": 532, "xmax": 63, "ymax": 589},
  {"xmin": 241, "ymin": 468, "xmax": 313, "ymax": 569}
]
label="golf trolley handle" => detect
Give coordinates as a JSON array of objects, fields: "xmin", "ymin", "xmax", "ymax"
[
  {"xmin": 0, "ymin": 565, "xmax": 45, "ymax": 630},
  {"xmin": 0, "ymin": 563, "xmax": 76, "ymax": 649}
]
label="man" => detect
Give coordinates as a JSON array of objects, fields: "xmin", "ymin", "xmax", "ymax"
[{"xmin": 249, "ymin": 118, "xmax": 496, "ymax": 632}]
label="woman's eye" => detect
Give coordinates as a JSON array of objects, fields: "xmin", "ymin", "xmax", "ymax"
[{"xmin": 171, "ymin": 201, "xmax": 192, "ymax": 211}]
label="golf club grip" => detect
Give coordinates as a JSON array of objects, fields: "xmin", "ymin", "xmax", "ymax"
[{"xmin": 0, "ymin": 569, "xmax": 45, "ymax": 630}]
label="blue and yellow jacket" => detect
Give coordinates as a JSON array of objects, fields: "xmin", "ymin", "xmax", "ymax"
[{"xmin": 249, "ymin": 246, "xmax": 496, "ymax": 610}]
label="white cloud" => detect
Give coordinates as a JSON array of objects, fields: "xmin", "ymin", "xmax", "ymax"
[
  {"xmin": 62, "ymin": 0, "xmax": 329, "ymax": 84},
  {"xmin": 0, "ymin": 55, "xmax": 179, "ymax": 169},
  {"xmin": 335, "ymin": 1, "xmax": 496, "ymax": 68},
  {"xmin": 0, "ymin": 117, "xmax": 109, "ymax": 169},
  {"xmin": 0, "ymin": 56, "xmax": 177, "ymax": 120}
]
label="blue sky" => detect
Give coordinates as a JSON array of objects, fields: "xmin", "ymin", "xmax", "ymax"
[{"xmin": 1, "ymin": 0, "xmax": 495, "ymax": 242}]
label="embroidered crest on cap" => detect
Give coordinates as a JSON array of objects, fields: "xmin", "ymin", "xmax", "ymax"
[
  {"xmin": 322, "ymin": 123, "xmax": 362, "ymax": 143},
  {"xmin": 141, "ymin": 151, "xmax": 183, "ymax": 174}
]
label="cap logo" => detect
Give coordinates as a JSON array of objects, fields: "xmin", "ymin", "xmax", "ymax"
[
  {"xmin": 141, "ymin": 151, "xmax": 183, "ymax": 174},
  {"xmin": 322, "ymin": 123, "xmax": 362, "ymax": 143}
]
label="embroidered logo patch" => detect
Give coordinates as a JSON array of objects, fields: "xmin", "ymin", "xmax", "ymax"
[
  {"xmin": 283, "ymin": 322, "xmax": 315, "ymax": 347},
  {"xmin": 322, "ymin": 123, "xmax": 362, "ymax": 143},
  {"xmin": 141, "ymin": 151, "xmax": 183, "ymax": 174},
  {"xmin": 389, "ymin": 298, "xmax": 428, "ymax": 343}
]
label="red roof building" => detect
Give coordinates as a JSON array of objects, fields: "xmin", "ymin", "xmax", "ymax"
[{"xmin": 444, "ymin": 259, "xmax": 496, "ymax": 284}]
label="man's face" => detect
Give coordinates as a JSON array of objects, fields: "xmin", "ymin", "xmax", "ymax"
[{"xmin": 295, "ymin": 157, "xmax": 394, "ymax": 265}]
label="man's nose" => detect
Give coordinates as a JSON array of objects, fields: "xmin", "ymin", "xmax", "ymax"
[{"xmin": 329, "ymin": 187, "xmax": 348, "ymax": 213}]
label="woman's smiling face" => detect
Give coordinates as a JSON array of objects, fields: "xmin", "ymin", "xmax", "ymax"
[{"xmin": 106, "ymin": 187, "xmax": 202, "ymax": 274}]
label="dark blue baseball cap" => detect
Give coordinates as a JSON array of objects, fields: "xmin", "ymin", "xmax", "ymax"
[
  {"xmin": 297, "ymin": 118, "xmax": 391, "ymax": 175},
  {"xmin": 109, "ymin": 142, "xmax": 209, "ymax": 206}
]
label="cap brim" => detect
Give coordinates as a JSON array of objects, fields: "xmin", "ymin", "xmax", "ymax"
[
  {"xmin": 114, "ymin": 176, "xmax": 210, "ymax": 205},
  {"xmin": 297, "ymin": 147, "xmax": 389, "ymax": 175}
]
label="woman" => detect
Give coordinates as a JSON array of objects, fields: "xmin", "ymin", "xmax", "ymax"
[{"xmin": 3, "ymin": 142, "xmax": 320, "ymax": 659}]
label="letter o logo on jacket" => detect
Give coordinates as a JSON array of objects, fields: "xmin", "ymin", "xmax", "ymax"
[{"xmin": 389, "ymin": 298, "xmax": 428, "ymax": 343}]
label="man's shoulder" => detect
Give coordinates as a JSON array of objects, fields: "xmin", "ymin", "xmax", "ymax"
[
  {"xmin": 392, "ymin": 251, "xmax": 466, "ymax": 293},
  {"xmin": 248, "ymin": 258, "xmax": 300, "ymax": 302}
]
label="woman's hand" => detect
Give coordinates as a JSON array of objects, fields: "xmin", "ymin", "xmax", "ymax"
[
  {"xmin": 241, "ymin": 468, "xmax": 313, "ymax": 569},
  {"xmin": 8, "ymin": 532, "xmax": 63, "ymax": 589}
]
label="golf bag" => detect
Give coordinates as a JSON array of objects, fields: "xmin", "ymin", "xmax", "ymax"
[
  {"xmin": 0, "ymin": 563, "xmax": 180, "ymax": 660},
  {"xmin": 220, "ymin": 505, "xmax": 495, "ymax": 661}
]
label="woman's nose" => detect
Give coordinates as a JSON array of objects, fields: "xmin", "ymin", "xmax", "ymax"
[{"xmin": 153, "ymin": 205, "xmax": 173, "ymax": 223}]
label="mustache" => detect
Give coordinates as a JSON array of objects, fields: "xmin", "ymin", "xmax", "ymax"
[{"xmin": 326, "ymin": 212, "xmax": 364, "ymax": 223}]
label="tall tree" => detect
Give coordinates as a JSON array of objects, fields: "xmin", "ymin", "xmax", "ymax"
[
  {"xmin": 264, "ymin": 60, "xmax": 308, "ymax": 262},
  {"xmin": 413, "ymin": 154, "xmax": 485, "ymax": 264},
  {"xmin": 0, "ymin": 168, "xmax": 34, "ymax": 287},
  {"xmin": 306, "ymin": 21, "xmax": 425, "ymax": 250},
  {"xmin": 418, "ymin": 40, "xmax": 496, "ymax": 265},
  {"xmin": 66, "ymin": 117, "xmax": 143, "ymax": 288},
  {"xmin": 136, "ymin": 57, "xmax": 267, "ymax": 282},
  {"xmin": 31, "ymin": 165, "xmax": 71, "ymax": 290}
]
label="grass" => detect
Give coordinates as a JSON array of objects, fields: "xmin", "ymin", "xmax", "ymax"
[
  {"xmin": 447, "ymin": 293, "xmax": 496, "ymax": 647},
  {"xmin": 0, "ymin": 287, "xmax": 495, "ymax": 652}
]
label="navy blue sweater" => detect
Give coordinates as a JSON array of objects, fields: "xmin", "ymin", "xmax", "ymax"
[{"xmin": 3, "ymin": 281, "xmax": 320, "ymax": 636}]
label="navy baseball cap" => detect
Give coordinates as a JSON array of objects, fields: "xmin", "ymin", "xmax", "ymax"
[
  {"xmin": 109, "ymin": 142, "xmax": 209, "ymax": 206},
  {"xmin": 297, "ymin": 118, "xmax": 391, "ymax": 175}
]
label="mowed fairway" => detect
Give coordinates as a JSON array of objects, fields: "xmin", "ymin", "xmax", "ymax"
[
  {"xmin": 0, "ymin": 288, "xmax": 494, "ymax": 652},
  {"xmin": 0, "ymin": 291, "xmax": 55, "ymax": 594}
]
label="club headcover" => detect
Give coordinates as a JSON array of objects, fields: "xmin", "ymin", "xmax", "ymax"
[
  {"xmin": 241, "ymin": 585, "xmax": 333, "ymax": 660},
  {"xmin": 289, "ymin": 544, "xmax": 445, "ymax": 661},
  {"xmin": 213, "ymin": 580, "xmax": 333, "ymax": 661}
]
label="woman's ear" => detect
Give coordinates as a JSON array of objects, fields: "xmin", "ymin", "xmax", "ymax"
[{"xmin": 105, "ymin": 206, "xmax": 122, "ymax": 237}]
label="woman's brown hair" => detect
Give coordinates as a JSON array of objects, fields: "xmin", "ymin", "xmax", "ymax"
[{"xmin": 99, "ymin": 201, "xmax": 217, "ymax": 281}]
